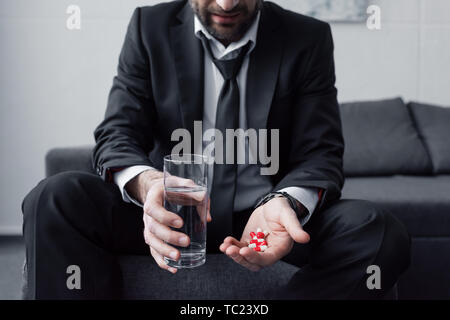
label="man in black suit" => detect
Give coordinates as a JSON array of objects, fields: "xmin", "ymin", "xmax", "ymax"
[{"xmin": 22, "ymin": 0, "xmax": 410, "ymax": 299}]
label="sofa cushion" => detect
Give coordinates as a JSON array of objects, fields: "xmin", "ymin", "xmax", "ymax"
[
  {"xmin": 119, "ymin": 254, "xmax": 298, "ymax": 300},
  {"xmin": 340, "ymin": 98, "xmax": 432, "ymax": 176},
  {"xmin": 408, "ymin": 102, "xmax": 450, "ymax": 174},
  {"xmin": 341, "ymin": 175, "xmax": 450, "ymax": 237},
  {"xmin": 23, "ymin": 254, "xmax": 399, "ymax": 299}
]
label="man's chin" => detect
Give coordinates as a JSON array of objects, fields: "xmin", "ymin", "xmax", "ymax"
[{"xmin": 209, "ymin": 25, "xmax": 240, "ymax": 41}]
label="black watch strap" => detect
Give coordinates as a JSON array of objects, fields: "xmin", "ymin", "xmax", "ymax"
[{"xmin": 254, "ymin": 191, "xmax": 309, "ymax": 220}]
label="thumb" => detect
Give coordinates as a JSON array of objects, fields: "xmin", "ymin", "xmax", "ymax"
[{"xmin": 280, "ymin": 211, "xmax": 310, "ymax": 244}]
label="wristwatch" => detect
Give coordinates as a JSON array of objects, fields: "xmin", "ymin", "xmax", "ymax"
[{"xmin": 254, "ymin": 191, "xmax": 309, "ymax": 220}]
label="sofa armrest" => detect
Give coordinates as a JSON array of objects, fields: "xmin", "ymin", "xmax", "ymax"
[{"xmin": 45, "ymin": 146, "xmax": 95, "ymax": 178}]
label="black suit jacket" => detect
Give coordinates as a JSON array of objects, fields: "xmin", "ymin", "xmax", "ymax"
[{"xmin": 92, "ymin": 0, "xmax": 345, "ymax": 215}]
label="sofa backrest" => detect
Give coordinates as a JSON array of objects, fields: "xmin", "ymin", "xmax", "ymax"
[
  {"xmin": 340, "ymin": 97, "xmax": 433, "ymax": 177},
  {"xmin": 45, "ymin": 99, "xmax": 450, "ymax": 179},
  {"xmin": 45, "ymin": 146, "xmax": 95, "ymax": 177},
  {"xmin": 408, "ymin": 102, "xmax": 450, "ymax": 174}
]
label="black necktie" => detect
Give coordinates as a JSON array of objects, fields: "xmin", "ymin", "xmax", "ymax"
[{"xmin": 199, "ymin": 35, "xmax": 252, "ymax": 251}]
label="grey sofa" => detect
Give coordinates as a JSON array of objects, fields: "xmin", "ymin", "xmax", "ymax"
[{"xmin": 38, "ymin": 97, "xmax": 450, "ymax": 300}]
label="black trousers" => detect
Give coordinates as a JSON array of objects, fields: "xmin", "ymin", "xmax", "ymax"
[{"xmin": 22, "ymin": 171, "xmax": 411, "ymax": 299}]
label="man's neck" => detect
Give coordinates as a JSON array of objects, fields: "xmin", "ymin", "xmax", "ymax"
[{"xmin": 218, "ymin": 38, "xmax": 233, "ymax": 47}]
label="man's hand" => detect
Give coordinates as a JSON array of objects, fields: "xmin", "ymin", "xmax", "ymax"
[
  {"xmin": 125, "ymin": 170, "xmax": 211, "ymax": 274},
  {"xmin": 219, "ymin": 197, "xmax": 310, "ymax": 271}
]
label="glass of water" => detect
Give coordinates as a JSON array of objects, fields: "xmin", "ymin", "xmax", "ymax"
[{"xmin": 163, "ymin": 154, "xmax": 208, "ymax": 268}]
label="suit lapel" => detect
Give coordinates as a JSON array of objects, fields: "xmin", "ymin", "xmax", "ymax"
[
  {"xmin": 247, "ymin": 5, "xmax": 283, "ymax": 131},
  {"xmin": 170, "ymin": 2, "xmax": 204, "ymax": 139}
]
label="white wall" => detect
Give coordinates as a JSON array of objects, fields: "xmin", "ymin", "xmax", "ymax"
[
  {"xmin": 1, "ymin": 0, "xmax": 449, "ymax": 234},
  {"xmin": 333, "ymin": 0, "xmax": 450, "ymax": 104}
]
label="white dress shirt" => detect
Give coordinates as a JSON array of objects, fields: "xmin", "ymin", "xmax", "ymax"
[{"xmin": 114, "ymin": 12, "xmax": 319, "ymax": 225}]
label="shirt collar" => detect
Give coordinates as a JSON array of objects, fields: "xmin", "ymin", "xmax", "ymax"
[{"xmin": 194, "ymin": 11, "xmax": 260, "ymax": 59}]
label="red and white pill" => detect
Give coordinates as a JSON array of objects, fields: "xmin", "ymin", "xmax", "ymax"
[{"xmin": 248, "ymin": 227, "xmax": 270, "ymax": 252}]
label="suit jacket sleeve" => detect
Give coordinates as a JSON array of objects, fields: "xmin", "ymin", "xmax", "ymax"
[
  {"xmin": 92, "ymin": 8, "xmax": 156, "ymax": 182},
  {"xmin": 274, "ymin": 23, "xmax": 344, "ymax": 213}
]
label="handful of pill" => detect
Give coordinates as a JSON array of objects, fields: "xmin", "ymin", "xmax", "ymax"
[{"xmin": 248, "ymin": 228, "xmax": 269, "ymax": 252}]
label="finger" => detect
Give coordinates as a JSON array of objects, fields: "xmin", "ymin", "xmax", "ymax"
[
  {"xmin": 164, "ymin": 175, "xmax": 206, "ymax": 205},
  {"xmin": 145, "ymin": 216, "xmax": 190, "ymax": 247},
  {"xmin": 144, "ymin": 180, "xmax": 164, "ymax": 208},
  {"xmin": 219, "ymin": 238, "xmax": 232, "ymax": 253},
  {"xmin": 195, "ymin": 198, "xmax": 210, "ymax": 224},
  {"xmin": 219, "ymin": 236, "xmax": 245, "ymax": 253},
  {"xmin": 224, "ymin": 236, "xmax": 248, "ymax": 247},
  {"xmin": 146, "ymin": 232, "xmax": 181, "ymax": 262},
  {"xmin": 145, "ymin": 201, "xmax": 184, "ymax": 229},
  {"xmin": 165, "ymin": 175, "xmax": 198, "ymax": 188},
  {"xmin": 239, "ymin": 246, "xmax": 277, "ymax": 267},
  {"xmin": 280, "ymin": 211, "xmax": 310, "ymax": 244},
  {"xmin": 219, "ymin": 241, "xmax": 231, "ymax": 253},
  {"xmin": 225, "ymin": 245, "xmax": 261, "ymax": 272},
  {"xmin": 150, "ymin": 247, "xmax": 178, "ymax": 274},
  {"xmin": 143, "ymin": 181, "xmax": 191, "ymax": 227},
  {"xmin": 167, "ymin": 189, "xmax": 206, "ymax": 205}
]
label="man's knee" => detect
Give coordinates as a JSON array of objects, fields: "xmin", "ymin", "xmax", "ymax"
[
  {"xmin": 351, "ymin": 200, "xmax": 410, "ymax": 271},
  {"xmin": 377, "ymin": 208, "xmax": 411, "ymax": 275},
  {"xmin": 23, "ymin": 171, "xmax": 97, "ymax": 209},
  {"xmin": 22, "ymin": 171, "xmax": 111, "ymax": 233},
  {"xmin": 322, "ymin": 199, "xmax": 410, "ymax": 266},
  {"xmin": 342, "ymin": 200, "xmax": 411, "ymax": 297},
  {"xmin": 334, "ymin": 200, "xmax": 410, "ymax": 270},
  {"xmin": 321, "ymin": 199, "xmax": 387, "ymax": 236}
]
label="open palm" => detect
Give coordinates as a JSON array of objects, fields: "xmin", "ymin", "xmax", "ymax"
[{"xmin": 219, "ymin": 197, "xmax": 310, "ymax": 271}]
